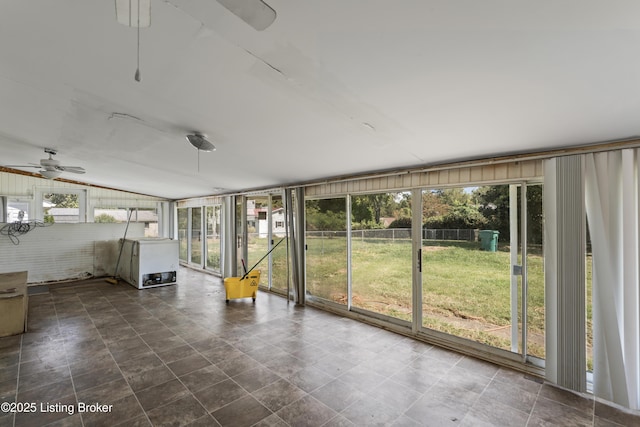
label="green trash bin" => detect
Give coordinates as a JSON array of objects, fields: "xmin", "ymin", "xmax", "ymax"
[{"xmin": 479, "ymin": 230, "xmax": 499, "ymax": 252}]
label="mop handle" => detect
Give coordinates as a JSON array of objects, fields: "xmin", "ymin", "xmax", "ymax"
[{"xmin": 242, "ymin": 238, "xmax": 285, "ymax": 280}]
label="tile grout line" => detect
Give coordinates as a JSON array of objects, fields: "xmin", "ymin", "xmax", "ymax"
[
  {"xmin": 524, "ymin": 379, "xmax": 545, "ymax": 427},
  {"xmin": 103, "ymin": 286, "xmax": 158, "ymax": 427},
  {"xmin": 71, "ymin": 286, "xmax": 153, "ymax": 427},
  {"xmin": 66, "ymin": 287, "xmax": 220, "ymax": 425},
  {"xmin": 138, "ymin": 292, "xmax": 219, "ymax": 421},
  {"xmin": 118, "ymin": 290, "xmax": 224, "ymax": 424},
  {"xmin": 591, "ymin": 389, "xmax": 596, "ymax": 426},
  {"xmin": 17, "ymin": 272, "xmax": 639, "ymax": 426},
  {"xmin": 54, "ymin": 292, "xmax": 86, "ymax": 427},
  {"xmin": 17, "ymin": 293, "xmax": 68, "ymax": 427},
  {"xmin": 12, "ymin": 333, "xmax": 23, "ymax": 427},
  {"xmin": 162, "ymin": 310, "xmax": 281, "ymax": 424},
  {"xmin": 155, "ymin": 292, "xmax": 312, "ymax": 425}
]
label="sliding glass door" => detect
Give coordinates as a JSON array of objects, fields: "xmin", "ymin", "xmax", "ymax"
[
  {"xmin": 269, "ymin": 194, "xmax": 289, "ymax": 294},
  {"xmin": 350, "ymin": 192, "xmax": 413, "ymax": 323},
  {"xmin": 305, "ymin": 197, "xmax": 348, "ymax": 306},
  {"xmin": 190, "ymin": 207, "xmax": 202, "ymax": 266},
  {"xmin": 178, "ymin": 208, "xmax": 188, "ymax": 262},
  {"xmin": 303, "ymin": 183, "xmax": 544, "ymax": 364},
  {"xmin": 421, "ymin": 185, "xmax": 515, "ymax": 352},
  {"xmin": 240, "ymin": 194, "xmax": 288, "ymax": 293},
  {"xmin": 524, "ymin": 184, "xmax": 544, "ymax": 361},
  {"xmin": 177, "ymin": 206, "xmax": 206, "ymax": 269},
  {"xmin": 419, "ymin": 184, "xmax": 544, "ymax": 361},
  {"xmin": 205, "ymin": 205, "xmax": 222, "ymax": 273},
  {"xmin": 246, "ymin": 196, "xmax": 270, "ymax": 285}
]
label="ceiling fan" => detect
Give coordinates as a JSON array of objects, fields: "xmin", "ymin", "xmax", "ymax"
[
  {"xmin": 116, "ymin": 0, "xmax": 276, "ymax": 81},
  {"xmin": 116, "ymin": 1, "xmax": 276, "ymax": 31},
  {"xmin": 215, "ymin": 0, "xmax": 277, "ymax": 31},
  {"xmin": 4, "ymin": 148, "xmax": 86, "ymax": 179}
]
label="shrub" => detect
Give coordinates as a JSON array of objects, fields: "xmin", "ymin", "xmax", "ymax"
[
  {"xmin": 388, "ymin": 217, "xmax": 412, "ymax": 228},
  {"xmin": 95, "ymin": 214, "xmax": 117, "ymax": 223}
]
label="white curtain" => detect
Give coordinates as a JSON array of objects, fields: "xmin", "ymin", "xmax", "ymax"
[
  {"xmin": 584, "ymin": 149, "xmax": 640, "ymax": 410},
  {"xmin": 544, "ymin": 156, "xmax": 586, "ymax": 392}
]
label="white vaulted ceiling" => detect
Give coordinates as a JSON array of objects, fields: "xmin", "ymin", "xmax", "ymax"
[{"xmin": 1, "ymin": 1, "xmax": 640, "ymax": 199}]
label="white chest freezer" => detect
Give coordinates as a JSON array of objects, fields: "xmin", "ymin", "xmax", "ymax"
[{"xmin": 118, "ymin": 237, "xmax": 179, "ymax": 289}]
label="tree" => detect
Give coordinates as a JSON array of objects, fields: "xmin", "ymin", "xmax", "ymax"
[
  {"xmin": 422, "ymin": 190, "xmax": 451, "ymax": 219},
  {"xmin": 178, "ymin": 208, "xmax": 188, "ymax": 229},
  {"xmin": 351, "ymin": 195, "xmax": 374, "ymax": 225},
  {"xmin": 306, "ymin": 208, "xmax": 347, "ymax": 231},
  {"xmin": 388, "ymin": 217, "xmax": 412, "ymax": 228},
  {"xmin": 44, "ymin": 193, "xmax": 79, "ymax": 208},
  {"xmin": 437, "ymin": 188, "xmax": 471, "ymax": 206},
  {"xmin": 474, "ymin": 185, "xmax": 510, "ymax": 240},
  {"xmin": 351, "ymin": 194, "xmax": 398, "ymax": 229},
  {"xmin": 393, "ymin": 192, "xmax": 412, "ymax": 219},
  {"xmin": 95, "ymin": 214, "xmax": 117, "ymax": 223},
  {"xmin": 424, "ymin": 202, "xmax": 486, "ymax": 229},
  {"xmin": 42, "ymin": 193, "xmax": 79, "ymax": 222},
  {"xmin": 317, "ymin": 198, "xmax": 345, "ymax": 213},
  {"xmin": 306, "ymin": 198, "xmax": 347, "ymax": 231},
  {"xmin": 473, "ymin": 185, "xmax": 543, "ymax": 244}
]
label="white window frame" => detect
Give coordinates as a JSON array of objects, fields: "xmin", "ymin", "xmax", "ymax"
[
  {"xmin": 3, "ymin": 196, "xmax": 33, "ymax": 223},
  {"xmin": 35, "ymin": 188, "xmax": 87, "ymax": 223}
]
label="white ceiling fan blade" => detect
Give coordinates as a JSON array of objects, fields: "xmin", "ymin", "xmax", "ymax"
[
  {"xmin": 4, "ymin": 149, "xmax": 86, "ymax": 176},
  {"xmin": 57, "ymin": 166, "xmax": 86, "ymax": 174},
  {"xmin": 115, "ymin": 0, "xmax": 151, "ymax": 28},
  {"xmin": 216, "ymin": 0, "xmax": 276, "ymax": 31}
]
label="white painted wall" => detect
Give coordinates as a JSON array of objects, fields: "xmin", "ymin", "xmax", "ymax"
[
  {"xmin": 0, "ymin": 171, "xmax": 173, "ymax": 284},
  {"xmin": 0, "ymin": 222, "xmax": 144, "ymax": 284}
]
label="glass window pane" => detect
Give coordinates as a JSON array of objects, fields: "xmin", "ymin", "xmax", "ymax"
[
  {"xmin": 270, "ymin": 195, "xmax": 288, "ymax": 293},
  {"xmin": 206, "ymin": 205, "xmax": 222, "ymax": 272},
  {"xmin": 421, "ymin": 186, "xmax": 515, "ymax": 351},
  {"xmin": 7, "ymin": 200, "xmax": 29, "ymax": 222},
  {"xmin": 236, "ymin": 198, "xmax": 244, "ymax": 276},
  {"xmin": 191, "ymin": 207, "xmax": 202, "ymax": 265},
  {"xmin": 351, "ymin": 192, "xmax": 412, "ymax": 322},
  {"xmin": 93, "ymin": 208, "xmax": 158, "ymax": 237},
  {"xmin": 526, "ymin": 184, "xmax": 545, "ymax": 360},
  {"xmin": 306, "ymin": 197, "xmax": 347, "ymax": 304},
  {"xmin": 44, "ymin": 193, "xmax": 79, "ymax": 223},
  {"xmin": 178, "ymin": 208, "xmax": 188, "ymax": 261},
  {"xmin": 246, "ymin": 196, "xmax": 269, "ymax": 285}
]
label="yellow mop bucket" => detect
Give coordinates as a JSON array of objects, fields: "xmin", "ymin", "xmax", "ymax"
[
  {"xmin": 224, "ymin": 239, "xmax": 284, "ymax": 304},
  {"xmin": 224, "ymin": 271, "xmax": 260, "ymax": 303}
]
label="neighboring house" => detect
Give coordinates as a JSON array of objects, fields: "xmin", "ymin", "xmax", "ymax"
[
  {"xmin": 271, "ymin": 208, "xmax": 286, "ymax": 237},
  {"xmin": 94, "ymin": 209, "xmax": 158, "ymax": 223},
  {"xmin": 252, "ymin": 207, "xmax": 286, "ymax": 238},
  {"xmin": 380, "ymin": 217, "xmax": 395, "ymax": 227},
  {"xmin": 46, "ymin": 208, "xmax": 158, "ymax": 224},
  {"xmin": 46, "ymin": 208, "xmax": 158, "ymax": 236},
  {"xmin": 46, "ymin": 207, "xmax": 79, "ymax": 223}
]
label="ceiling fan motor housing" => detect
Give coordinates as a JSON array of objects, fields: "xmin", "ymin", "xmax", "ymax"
[{"xmin": 186, "ymin": 133, "xmax": 216, "ymax": 152}]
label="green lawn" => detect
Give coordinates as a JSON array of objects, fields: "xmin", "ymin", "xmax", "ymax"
[
  {"xmin": 232, "ymin": 234, "xmax": 593, "ymax": 364},
  {"xmin": 305, "ymin": 236, "xmax": 549, "ymax": 358},
  {"xmin": 247, "ymin": 236, "xmax": 288, "ymax": 291}
]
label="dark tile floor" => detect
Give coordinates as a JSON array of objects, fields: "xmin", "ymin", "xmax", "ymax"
[{"xmin": 1, "ymin": 267, "xmax": 639, "ymax": 426}]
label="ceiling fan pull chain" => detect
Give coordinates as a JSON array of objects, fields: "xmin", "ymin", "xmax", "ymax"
[{"xmin": 134, "ymin": 0, "xmax": 141, "ymax": 82}]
